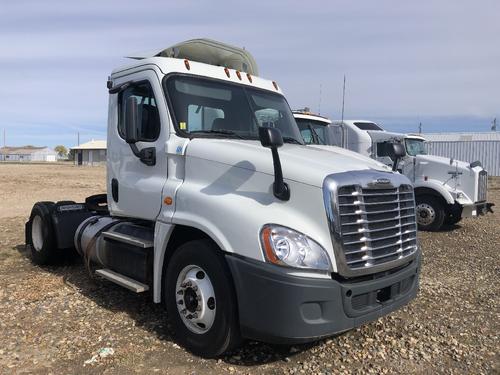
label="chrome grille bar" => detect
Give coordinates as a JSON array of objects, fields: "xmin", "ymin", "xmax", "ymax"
[{"xmin": 336, "ymin": 183, "xmax": 418, "ymax": 272}]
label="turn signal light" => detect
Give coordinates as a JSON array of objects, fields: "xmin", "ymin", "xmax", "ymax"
[{"xmin": 164, "ymin": 196, "xmax": 173, "ymax": 205}]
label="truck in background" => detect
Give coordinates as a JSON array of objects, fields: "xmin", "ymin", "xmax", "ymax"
[
  {"xmin": 24, "ymin": 40, "xmax": 421, "ymax": 357},
  {"xmin": 294, "ymin": 111, "xmax": 493, "ymax": 231}
]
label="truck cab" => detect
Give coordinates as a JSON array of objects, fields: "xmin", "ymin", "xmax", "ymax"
[
  {"xmin": 294, "ymin": 112, "xmax": 493, "ymax": 231},
  {"xmin": 25, "ymin": 40, "xmax": 421, "ymax": 357}
]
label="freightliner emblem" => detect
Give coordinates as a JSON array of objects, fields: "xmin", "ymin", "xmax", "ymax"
[{"xmin": 368, "ymin": 178, "xmax": 392, "ymax": 187}]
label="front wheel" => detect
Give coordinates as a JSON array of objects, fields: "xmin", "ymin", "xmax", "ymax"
[
  {"xmin": 416, "ymin": 195, "xmax": 445, "ymax": 231},
  {"xmin": 164, "ymin": 239, "xmax": 240, "ymax": 357}
]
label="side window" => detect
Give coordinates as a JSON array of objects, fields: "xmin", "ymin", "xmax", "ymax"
[
  {"xmin": 119, "ymin": 82, "xmax": 160, "ymax": 142},
  {"xmin": 377, "ymin": 142, "xmax": 395, "ymax": 159}
]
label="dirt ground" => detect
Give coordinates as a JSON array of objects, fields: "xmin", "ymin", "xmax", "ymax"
[{"xmin": 0, "ymin": 163, "xmax": 498, "ymax": 374}]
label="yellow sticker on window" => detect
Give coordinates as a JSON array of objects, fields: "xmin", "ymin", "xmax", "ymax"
[{"xmin": 179, "ymin": 122, "xmax": 187, "ymax": 130}]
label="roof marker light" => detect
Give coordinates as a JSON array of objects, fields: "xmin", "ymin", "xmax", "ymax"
[
  {"xmin": 272, "ymin": 81, "xmax": 279, "ymax": 90},
  {"xmin": 236, "ymin": 71, "xmax": 242, "ymax": 80},
  {"xmin": 246, "ymin": 73, "xmax": 252, "ymax": 83},
  {"xmin": 224, "ymin": 67, "xmax": 230, "ymax": 78},
  {"xmin": 184, "ymin": 59, "xmax": 190, "ymax": 70}
]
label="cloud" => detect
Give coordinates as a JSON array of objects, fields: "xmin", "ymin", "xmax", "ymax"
[{"xmin": 0, "ymin": 0, "xmax": 499, "ymax": 146}]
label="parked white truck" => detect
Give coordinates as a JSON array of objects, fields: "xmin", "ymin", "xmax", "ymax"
[
  {"xmin": 294, "ymin": 111, "xmax": 493, "ymax": 231},
  {"xmin": 25, "ymin": 40, "xmax": 421, "ymax": 357}
]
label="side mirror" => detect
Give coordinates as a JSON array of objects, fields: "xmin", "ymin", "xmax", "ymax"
[
  {"xmin": 125, "ymin": 96, "xmax": 138, "ymax": 144},
  {"xmin": 259, "ymin": 126, "xmax": 283, "ymax": 148},
  {"xmin": 391, "ymin": 143, "xmax": 405, "ymax": 171},
  {"xmin": 258, "ymin": 127, "xmax": 289, "ymax": 201},
  {"xmin": 392, "ymin": 143, "xmax": 405, "ymax": 158}
]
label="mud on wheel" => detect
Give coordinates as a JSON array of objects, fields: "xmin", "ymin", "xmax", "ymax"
[{"xmin": 164, "ymin": 239, "xmax": 240, "ymax": 357}]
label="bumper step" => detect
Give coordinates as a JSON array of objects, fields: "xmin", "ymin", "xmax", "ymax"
[{"xmin": 95, "ymin": 269, "xmax": 149, "ymax": 293}]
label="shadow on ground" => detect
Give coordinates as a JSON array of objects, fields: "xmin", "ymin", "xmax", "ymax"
[{"xmin": 14, "ymin": 243, "xmax": 323, "ymax": 366}]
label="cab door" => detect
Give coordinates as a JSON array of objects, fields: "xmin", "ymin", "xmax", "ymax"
[{"xmin": 107, "ymin": 69, "xmax": 169, "ymax": 220}]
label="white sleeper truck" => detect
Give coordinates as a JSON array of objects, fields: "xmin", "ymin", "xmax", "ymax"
[
  {"xmin": 25, "ymin": 40, "xmax": 421, "ymax": 357},
  {"xmin": 294, "ymin": 111, "xmax": 493, "ymax": 231}
]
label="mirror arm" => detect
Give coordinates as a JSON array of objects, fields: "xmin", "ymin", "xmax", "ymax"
[
  {"xmin": 271, "ymin": 148, "xmax": 290, "ymax": 201},
  {"xmin": 129, "ymin": 144, "xmax": 156, "ymax": 166},
  {"xmin": 392, "ymin": 156, "xmax": 400, "ymax": 171}
]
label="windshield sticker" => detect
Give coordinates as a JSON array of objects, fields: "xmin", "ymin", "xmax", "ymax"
[{"xmin": 179, "ymin": 122, "xmax": 187, "ymax": 130}]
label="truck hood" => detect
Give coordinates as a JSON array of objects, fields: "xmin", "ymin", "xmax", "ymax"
[
  {"xmin": 415, "ymin": 154, "xmax": 471, "ymax": 170},
  {"xmin": 186, "ymin": 139, "xmax": 393, "ymax": 188}
]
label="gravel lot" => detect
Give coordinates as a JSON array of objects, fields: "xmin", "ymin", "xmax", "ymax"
[{"xmin": 0, "ymin": 163, "xmax": 498, "ymax": 374}]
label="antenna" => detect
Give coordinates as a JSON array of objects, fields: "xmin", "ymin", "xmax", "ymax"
[
  {"xmin": 77, "ymin": 132, "xmax": 80, "ymax": 146},
  {"xmin": 318, "ymin": 84, "xmax": 322, "ymax": 115},
  {"xmin": 418, "ymin": 122, "xmax": 422, "ymax": 134},
  {"xmin": 492, "ymin": 118, "xmax": 497, "ymax": 131},
  {"xmin": 341, "ymin": 74, "xmax": 346, "ymax": 123}
]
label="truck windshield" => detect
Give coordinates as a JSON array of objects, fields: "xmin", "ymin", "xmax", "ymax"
[
  {"xmin": 295, "ymin": 118, "xmax": 329, "ymax": 145},
  {"xmin": 164, "ymin": 75, "xmax": 304, "ymax": 144},
  {"xmin": 405, "ymin": 138, "xmax": 426, "ymax": 156}
]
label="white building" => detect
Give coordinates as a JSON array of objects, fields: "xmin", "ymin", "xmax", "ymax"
[
  {"xmin": 0, "ymin": 146, "xmax": 57, "ymax": 162},
  {"xmin": 71, "ymin": 140, "xmax": 107, "ymax": 166},
  {"xmin": 424, "ymin": 132, "xmax": 500, "ymax": 176}
]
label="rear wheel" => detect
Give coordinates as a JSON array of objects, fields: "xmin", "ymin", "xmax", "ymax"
[
  {"xmin": 165, "ymin": 239, "xmax": 240, "ymax": 357},
  {"xmin": 416, "ymin": 195, "xmax": 445, "ymax": 231},
  {"xmin": 27, "ymin": 202, "xmax": 57, "ymax": 265}
]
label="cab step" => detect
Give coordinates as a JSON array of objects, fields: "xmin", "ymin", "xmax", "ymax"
[
  {"xmin": 102, "ymin": 231, "xmax": 153, "ymax": 248},
  {"xmin": 95, "ymin": 268, "xmax": 149, "ymax": 293}
]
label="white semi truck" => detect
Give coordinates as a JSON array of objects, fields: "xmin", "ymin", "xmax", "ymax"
[
  {"xmin": 25, "ymin": 40, "xmax": 421, "ymax": 357},
  {"xmin": 294, "ymin": 111, "xmax": 493, "ymax": 231}
]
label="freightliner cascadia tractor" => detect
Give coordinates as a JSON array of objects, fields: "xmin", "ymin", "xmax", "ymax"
[
  {"xmin": 25, "ymin": 39, "xmax": 421, "ymax": 357},
  {"xmin": 294, "ymin": 111, "xmax": 493, "ymax": 231}
]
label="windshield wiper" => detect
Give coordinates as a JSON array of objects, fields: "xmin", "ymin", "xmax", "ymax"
[
  {"xmin": 282, "ymin": 137, "xmax": 303, "ymax": 145},
  {"xmin": 190, "ymin": 129, "xmax": 245, "ymax": 139}
]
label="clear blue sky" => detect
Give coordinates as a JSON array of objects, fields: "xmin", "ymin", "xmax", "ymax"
[{"xmin": 1, "ymin": 1, "xmax": 499, "ymax": 147}]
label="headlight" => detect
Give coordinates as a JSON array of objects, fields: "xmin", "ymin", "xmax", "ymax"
[{"xmin": 260, "ymin": 225, "xmax": 331, "ymax": 271}]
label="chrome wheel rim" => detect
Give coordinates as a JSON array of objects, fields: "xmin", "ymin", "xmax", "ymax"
[
  {"xmin": 31, "ymin": 215, "xmax": 44, "ymax": 252},
  {"xmin": 175, "ymin": 265, "xmax": 216, "ymax": 334},
  {"xmin": 417, "ymin": 203, "xmax": 435, "ymax": 226}
]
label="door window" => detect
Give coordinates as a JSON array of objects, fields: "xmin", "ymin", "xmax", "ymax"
[{"xmin": 118, "ymin": 82, "xmax": 161, "ymax": 142}]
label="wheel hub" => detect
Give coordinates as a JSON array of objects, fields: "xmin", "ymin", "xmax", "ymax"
[
  {"xmin": 175, "ymin": 265, "xmax": 216, "ymax": 334},
  {"xmin": 417, "ymin": 203, "xmax": 435, "ymax": 226}
]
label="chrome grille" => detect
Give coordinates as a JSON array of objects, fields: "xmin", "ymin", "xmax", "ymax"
[
  {"xmin": 337, "ymin": 184, "xmax": 418, "ymax": 271},
  {"xmin": 478, "ymin": 170, "xmax": 487, "ymax": 202}
]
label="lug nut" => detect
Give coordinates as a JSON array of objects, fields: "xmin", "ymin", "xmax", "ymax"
[
  {"xmin": 177, "ymin": 300, "xmax": 184, "ymax": 305},
  {"xmin": 180, "ymin": 309, "xmax": 187, "ymax": 315}
]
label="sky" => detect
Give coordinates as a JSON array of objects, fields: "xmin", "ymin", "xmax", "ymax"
[{"xmin": 0, "ymin": 1, "xmax": 499, "ymax": 148}]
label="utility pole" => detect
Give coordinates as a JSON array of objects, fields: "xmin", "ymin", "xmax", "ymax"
[
  {"xmin": 2, "ymin": 128, "xmax": 5, "ymax": 148},
  {"xmin": 77, "ymin": 132, "xmax": 80, "ymax": 146},
  {"xmin": 318, "ymin": 84, "xmax": 322, "ymax": 115},
  {"xmin": 341, "ymin": 75, "xmax": 346, "ymax": 124}
]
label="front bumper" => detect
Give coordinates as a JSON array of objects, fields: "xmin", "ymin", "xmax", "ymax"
[
  {"xmin": 462, "ymin": 201, "xmax": 495, "ymax": 217},
  {"xmin": 226, "ymin": 253, "xmax": 421, "ymax": 344}
]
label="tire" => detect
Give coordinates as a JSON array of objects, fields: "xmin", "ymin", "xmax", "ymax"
[
  {"xmin": 444, "ymin": 204, "xmax": 463, "ymax": 226},
  {"xmin": 416, "ymin": 195, "xmax": 445, "ymax": 231},
  {"xmin": 444, "ymin": 211, "xmax": 462, "ymax": 226},
  {"xmin": 164, "ymin": 239, "xmax": 241, "ymax": 357},
  {"xmin": 27, "ymin": 202, "xmax": 57, "ymax": 265}
]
